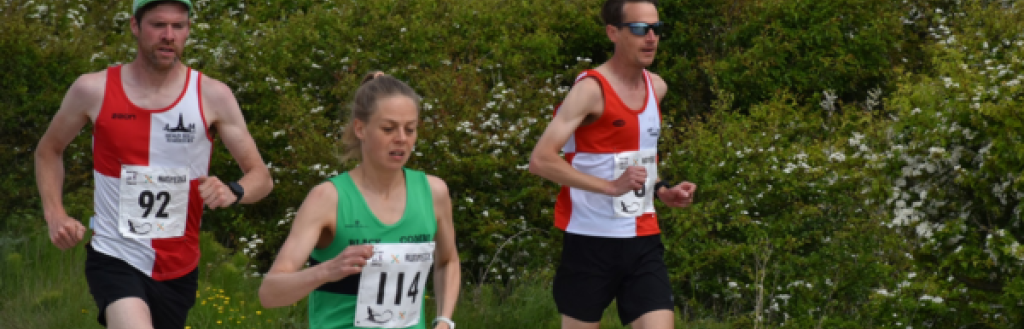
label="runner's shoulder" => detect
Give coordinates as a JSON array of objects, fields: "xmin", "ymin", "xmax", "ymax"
[
  {"xmin": 66, "ymin": 70, "xmax": 108, "ymax": 104},
  {"xmin": 308, "ymin": 181, "xmax": 340, "ymax": 203},
  {"xmin": 646, "ymin": 71, "xmax": 668, "ymax": 100},
  {"xmin": 198, "ymin": 74, "xmax": 235, "ymax": 103},
  {"xmin": 425, "ymin": 175, "xmax": 450, "ymax": 201},
  {"xmin": 560, "ymin": 77, "xmax": 604, "ymax": 117}
]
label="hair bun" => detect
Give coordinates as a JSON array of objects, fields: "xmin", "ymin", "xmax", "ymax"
[{"xmin": 361, "ymin": 71, "xmax": 387, "ymax": 85}]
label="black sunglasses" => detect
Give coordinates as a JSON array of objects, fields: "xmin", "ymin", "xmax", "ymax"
[{"xmin": 617, "ymin": 21, "xmax": 665, "ymax": 37}]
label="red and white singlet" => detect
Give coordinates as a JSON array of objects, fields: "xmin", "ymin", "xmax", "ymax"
[
  {"xmin": 554, "ymin": 69, "xmax": 662, "ymax": 238},
  {"xmin": 90, "ymin": 65, "xmax": 212, "ymax": 281}
]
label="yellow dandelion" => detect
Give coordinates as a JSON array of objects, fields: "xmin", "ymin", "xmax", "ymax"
[
  {"xmin": 217, "ymin": 320, "xmax": 222, "ymax": 325},
  {"xmin": 256, "ymin": 311, "xmax": 262, "ymax": 315},
  {"xmin": 201, "ymin": 301, "xmax": 207, "ymax": 305},
  {"xmin": 237, "ymin": 321, "xmax": 241, "ymax": 324},
  {"xmin": 241, "ymin": 316, "xmax": 246, "ymax": 320},
  {"xmin": 81, "ymin": 309, "xmax": 88, "ymax": 314}
]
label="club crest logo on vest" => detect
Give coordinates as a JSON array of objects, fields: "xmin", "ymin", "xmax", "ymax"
[{"xmin": 164, "ymin": 113, "xmax": 197, "ymax": 143}]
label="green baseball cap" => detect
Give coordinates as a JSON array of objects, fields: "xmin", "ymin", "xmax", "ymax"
[{"xmin": 132, "ymin": 0, "xmax": 193, "ymax": 16}]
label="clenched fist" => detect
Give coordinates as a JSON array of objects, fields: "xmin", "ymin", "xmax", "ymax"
[
  {"xmin": 198, "ymin": 176, "xmax": 238, "ymax": 209},
  {"xmin": 657, "ymin": 181, "xmax": 697, "ymax": 208},
  {"xmin": 609, "ymin": 166, "xmax": 648, "ymax": 196},
  {"xmin": 319, "ymin": 244, "xmax": 375, "ymax": 283},
  {"xmin": 46, "ymin": 214, "xmax": 86, "ymax": 250}
]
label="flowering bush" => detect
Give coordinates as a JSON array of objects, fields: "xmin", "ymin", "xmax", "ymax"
[{"xmin": 3, "ymin": 0, "xmax": 1024, "ymax": 327}]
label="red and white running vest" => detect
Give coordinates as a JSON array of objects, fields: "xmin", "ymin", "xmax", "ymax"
[
  {"xmin": 554, "ymin": 69, "xmax": 662, "ymax": 238},
  {"xmin": 90, "ymin": 65, "xmax": 212, "ymax": 281}
]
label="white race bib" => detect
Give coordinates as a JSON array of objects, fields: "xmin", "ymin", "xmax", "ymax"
[
  {"xmin": 612, "ymin": 149, "xmax": 658, "ymax": 217},
  {"xmin": 355, "ymin": 243, "xmax": 435, "ymax": 328},
  {"xmin": 117, "ymin": 165, "xmax": 190, "ymax": 239}
]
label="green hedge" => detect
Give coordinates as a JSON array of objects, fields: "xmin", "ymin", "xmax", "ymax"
[{"xmin": 3, "ymin": 0, "xmax": 1023, "ymax": 327}]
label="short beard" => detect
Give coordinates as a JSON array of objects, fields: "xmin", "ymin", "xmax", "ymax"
[{"xmin": 140, "ymin": 44, "xmax": 183, "ymax": 71}]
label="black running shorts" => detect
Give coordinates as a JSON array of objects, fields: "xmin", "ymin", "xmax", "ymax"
[
  {"xmin": 552, "ymin": 232, "xmax": 674, "ymax": 325},
  {"xmin": 85, "ymin": 243, "xmax": 198, "ymax": 329}
]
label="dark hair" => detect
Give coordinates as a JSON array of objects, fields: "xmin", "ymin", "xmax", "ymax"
[
  {"xmin": 339, "ymin": 72, "xmax": 422, "ymax": 162},
  {"xmin": 601, "ymin": 0, "xmax": 659, "ymax": 26},
  {"xmin": 135, "ymin": 1, "xmax": 190, "ymax": 23}
]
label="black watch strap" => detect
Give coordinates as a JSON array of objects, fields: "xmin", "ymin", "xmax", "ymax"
[
  {"xmin": 653, "ymin": 180, "xmax": 672, "ymax": 200},
  {"xmin": 227, "ymin": 181, "xmax": 244, "ymax": 205}
]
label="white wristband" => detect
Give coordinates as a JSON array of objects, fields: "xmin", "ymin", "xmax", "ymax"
[{"xmin": 432, "ymin": 316, "xmax": 455, "ymax": 329}]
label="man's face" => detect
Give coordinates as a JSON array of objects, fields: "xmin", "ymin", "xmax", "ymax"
[
  {"xmin": 131, "ymin": 3, "xmax": 190, "ymax": 70},
  {"xmin": 612, "ymin": 2, "xmax": 660, "ymax": 68}
]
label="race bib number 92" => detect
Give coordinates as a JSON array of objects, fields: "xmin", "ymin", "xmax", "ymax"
[{"xmin": 118, "ymin": 165, "xmax": 190, "ymax": 239}]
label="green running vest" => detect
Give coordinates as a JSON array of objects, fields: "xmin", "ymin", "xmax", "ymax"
[{"xmin": 308, "ymin": 169, "xmax": 436, "ymax": 329}]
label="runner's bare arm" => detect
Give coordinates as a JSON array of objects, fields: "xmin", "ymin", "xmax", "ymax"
[
  {"xmin": 35, "ymin": 72, "xmax": 104, "ymax": 250},
  {"xmin": 259, "ymin": 182, "xmax": 372, "ymax": 308},
  {"xmin": 428, "ymin": 175, "xmax": 459, "ymax": 326},
  {"xmin": 200, "ymin": 76, "xmax": 272, "ymax": 206},
  {"xmin": 529, "ymin": 78, "xmax": 646, "ymax": 196}
]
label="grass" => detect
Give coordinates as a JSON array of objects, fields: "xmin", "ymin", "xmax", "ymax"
[{"xmin": 0, "ymin": 224, "xmax": 727, "ymax": 329}]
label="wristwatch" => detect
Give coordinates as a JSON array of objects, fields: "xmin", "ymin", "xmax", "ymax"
[
  {"xmin": 432, "ymin": 316, "xmax": 455, "ymax": 329},
  {"xmin": 227, "ymin": 181, "xmax": 244, "ymax": 205}
]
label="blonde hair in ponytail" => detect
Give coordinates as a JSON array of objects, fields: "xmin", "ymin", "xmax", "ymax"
[{"xmin": 339, "ymin": 71, "xmax": 422, "ymax": 162}]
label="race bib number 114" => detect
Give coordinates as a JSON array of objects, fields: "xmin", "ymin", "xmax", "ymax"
[{"xmin": 355, "ymin": 243, "xmax": 435, "ymax": 328}]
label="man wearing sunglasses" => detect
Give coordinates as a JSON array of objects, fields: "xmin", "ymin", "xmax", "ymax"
[{"xmin": 529, "ymin": 0, "xmax": 697, "ymax": 329}]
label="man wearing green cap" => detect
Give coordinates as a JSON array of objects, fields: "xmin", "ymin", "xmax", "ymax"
[{"xmin": 33, "ymin": 1, "xmax": 273, "ymax": 328}]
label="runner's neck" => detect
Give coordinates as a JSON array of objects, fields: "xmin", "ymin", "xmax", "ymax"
[
  {"xmin": 353, "ymin": 165, "xmax": 405, "ymax": 200},
  {"xmin": 598, "ymin": 60, "xmax": 646, "ymax": 91},
  {"xmin": 124, "ymin": 61, "xmax": 188, "ymax": 92}
]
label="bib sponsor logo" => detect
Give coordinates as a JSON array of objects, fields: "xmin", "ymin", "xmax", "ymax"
[
  {"xmin": 164, "ymin": 113, "xmax": 197, "ymax": 143},
  {"xmin": 368, "ymin": 250, "xmax": 385, "ymax": 267},
  {"xmin": 365, "ymin": 306, "xmax": 394, "ymax": 324},
  {"xmin": 616, "ymin": 154, "xmax": 656, "ymax": 170},
  {"xmin": 404, "ymin": 253, "xmax": 432, "ymax": 263},
  {"xmin": 123, "ymin": 170, "xmax": 155, "ymax": 186},
  {"xmin": 158, "ymin": 175, "xmax": 187, "ymax": 184}
]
